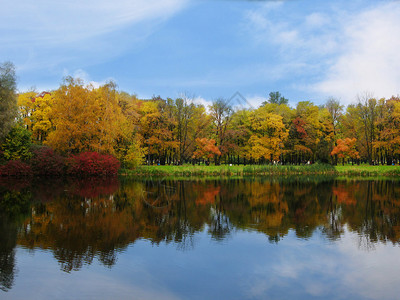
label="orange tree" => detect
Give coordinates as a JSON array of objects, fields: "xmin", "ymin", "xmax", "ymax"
[{"xmin": 331, "ymin": 138, "xmax": 360, "ymax": 165}]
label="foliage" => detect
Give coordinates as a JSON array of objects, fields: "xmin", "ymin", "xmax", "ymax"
[
  {"xmin": 17, "ymin": 91, "xmax": 36, "ymax": 130},
  {"xmin": 31, "ymin": 92, "xmax": 54, "ymax": 142},
  {"xmin": 192, "ymin": 138, "xmax": 221, "ymax": 161},
  {"xmin": 263, "ymin": 91, "xmax": 289, "ymax": 105},
  {"xmin": 139, "ymin": 98, "xmax": 179, "ymax": 164},
  {"xmin": 209, "ymin": 98, "xmax": 232, "ymax": 164},
  {"xmin": 1, "ymin": 126, "xmax": 32, "ymax": 161},
  {"xmin": 67, "ymin": 151, "xmax": 120, "ymax": 176},
  {"xmin": 124, "ymin": 135, "xmax": 146, "ymax": 169},
  {"xmin": 45, "ymin": 78, "xmax": 127, "ymax": 155},
  {"xmin": 0, "ymin": 62, "xmax": 17, "ymax": 141},
  {"xmin": 331, "ymin": 138, "xmax": 360, "ymax": 164},
  {"xmin": 30, "ymin": 146, "xmax": 65, "ymax": 176},
  {"xmin": 246, "ymin": 108, "xmax": 288, "ymax": 161},
  {"xmin": 5, "ymin": 72, "xmax": 400, "ymax": 169},
  {"xmin": 0, "ymin": 160, "xmax": 32, "ymax": 176}
]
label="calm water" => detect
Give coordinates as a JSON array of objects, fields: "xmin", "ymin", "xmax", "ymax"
[{"xmin": 1, "ymin": 176, "xmax": 400, "ymax": 299}]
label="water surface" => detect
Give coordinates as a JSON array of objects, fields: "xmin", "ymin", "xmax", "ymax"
[{"xmin": 1, "ymin": 177, "xmax": 400, "ymax": 299}]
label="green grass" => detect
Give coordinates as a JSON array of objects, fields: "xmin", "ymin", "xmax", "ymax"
[
  {"xmin": 120, "ymin": 163, "xmax": 337, "ymax": 177},
  {"xmin": 335, "ymin": 164, "xmax": 400, "ymax": 176},
  {"xmin": 119, "ymin": 163, "xmax": 400, "ymax": 178}
]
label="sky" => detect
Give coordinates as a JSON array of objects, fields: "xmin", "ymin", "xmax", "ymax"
[{"xmin": 2, "ymin": 0, "xmax": 400, "ymax": 107}]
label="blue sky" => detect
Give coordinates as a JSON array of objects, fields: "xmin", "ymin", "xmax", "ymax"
[{"xmin": 2, "ymin": 0, "xmax": 400, "ymax": 106}]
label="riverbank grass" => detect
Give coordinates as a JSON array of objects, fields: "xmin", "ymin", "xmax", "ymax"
[
  {"xmin": 335, "ymin": 165, "xmax": 400, "ymax": 176},
  {"xmin": 121, "ymin": 163, "xmax": 335, "ymax": 177},
  {"xmin": 120, "ymin": 164, "xmax": 400, "ymax": 177}
]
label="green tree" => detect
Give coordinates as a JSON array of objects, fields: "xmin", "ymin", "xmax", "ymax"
[
  {"xmin": 1, "ymin": 126, "xmax": 32, "ymax": 161},
  {"xmin": 124, "ymin": 134, "xmax": 146, "ymax": 168},
  {"xmin": 0, "ymin": 62, "xmax": 17, "ymax": 141},
  {"xmin": 263, "ymin": 91, "xmax": 289, "ymax": 105}
]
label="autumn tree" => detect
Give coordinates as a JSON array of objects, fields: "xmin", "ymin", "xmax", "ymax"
[
  {"xmin": 0, "ymin": 62, "xmax": 17, "ymax": 141},
  {"xmin": 340, "ymin": 104, "xmax": 365, "ymax": 159},
  {"xmin": 124, "ymin": 134, "xmax": 146, "ymax": 168},
  {"xmin": 46, "ymin": 77, "xmax": 127, "ymax": 155},
  {"xmin": 31, "ymin": 92, "xmax": 54, "ymax": 142},
  {"xmin": 331, "ymin": 138, "xmax": 360, "ymax": 165},
  {"xmin": 325, "ymin": 98, "xmax": 343, "ymax": 141},
  {"xmin": 316, "ymin": 107, "xmax": 335, "ymax": 163},
  {"xmin": 372, "ymin": 97, "xmax": 400, "ymax": 165},
  {"xmin": 138, "ymin": 97, "xmax": 178, "ymax": 164},
  {"xmin": 229, "ymin": 109, "xmax": 252, "ymax": 164},
  {"xmin": 17, "ymin": 91, "xmax": 55, "ymax": 142},
  {"xmin": 17, "ymin": 91, "xmax": 36, "ymax": 131},
  {"xmin": 246, "ymin": 107, "xmax": 288, "ymax": 162},
  {"xmin": 192, "ymin": 138, "xmax": 221, "ymax": 164},
  {"xmin": 286, "ymin": 101, "xmax": 322, "ymax": 163},
  {"xmin": 209, "ymin": 98, "xmax": 233, "ymax": 165},
  {"xmin": 324, "ymin": 98, "xmax": 343, "ymax": 164},
  {"xmin": 356, "ymin": 93, "xmax": 377, "ymax": 164}
]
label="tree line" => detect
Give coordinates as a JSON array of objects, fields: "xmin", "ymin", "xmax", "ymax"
[{"xmin": 1, "ymin": 61, "xmax": 400, "ymax": 168}]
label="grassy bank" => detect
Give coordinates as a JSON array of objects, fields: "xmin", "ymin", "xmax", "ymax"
[
  {"xmin": 335, "ymin": 165, "xmax": 400, "ymax": 176},
  {"xmin": 120, "ymin": 164, "xmax": 400, "ymax": 178},
  {"xmin": 121, "ymin": 163, "xmax": 335, "ymax": 177}
]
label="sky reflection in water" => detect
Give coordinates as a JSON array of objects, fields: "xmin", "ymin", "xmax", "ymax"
[{"xmin": 1, "ymin": 177, "xmax": 400, "ymax": 299}]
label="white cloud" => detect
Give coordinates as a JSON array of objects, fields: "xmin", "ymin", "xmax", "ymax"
[
  {"xmin": 193, "ymin": 96, "xmax": 212, "ymax": 110},
  {"xmin": 244, "ymin": 2, "xmax": 400, "ymax": 105},
  {"xmin": 312, "ymin": 3, "xmax": 400, "ymax": 104},
  {"xmin": 70, "ymin": 69, "xmax": 116, "ymax": 89},
  {"xmin": 1, "ymin": 0, "xmax": 187, "ymax": 45},
  {"xmin": 305, "ymin": 13, "xmax": 329, "ymax": 28}
]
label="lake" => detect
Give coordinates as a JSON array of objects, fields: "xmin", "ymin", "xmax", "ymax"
[{"xmin": 1, "ymin": 176, "xmax": 400, "ymax": 299}]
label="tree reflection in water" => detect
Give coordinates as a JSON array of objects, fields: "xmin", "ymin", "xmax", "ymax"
[
  {"xmin": 1, "ymin": 176, "xmax": 400, "ymax": 286},
  {"xmin": 0, "ymin": 180, "xmax": 31, "ymax": 291}
]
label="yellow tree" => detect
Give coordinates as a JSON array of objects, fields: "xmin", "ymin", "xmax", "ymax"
[
  {"xmin": 31, "ymin": 92, "xmax": 54, "ymax": 142},
  {"xmin": 247, "ymin": 107, "xmax": 288, "ymax": 162},
  {"xmin": 138, "ymin": 99, "xmax": 178, "ymax": 164},
  {"xmin": 17, "ymin": 91, "xmax": 36, "ymax": 130},
  {"xmin": 94, "ymin": 82, "xmax": 130, "ymax": 154},
  {"xmin": 45, "ymin": 77, "xmax": 126, "ymax": 155},
  {"xmin": 18, "ymin": 91, "xmax": 55, "ymax": 142}
]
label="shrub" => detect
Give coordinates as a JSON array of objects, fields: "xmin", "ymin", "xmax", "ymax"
[
  {"xmin": 0, "ymin": 160, "xmax": 32, "ymax": 176},
  {"xmin": 1, "ymin": 126, "xmax": 33, "ymax": 161},
  {"xmin": 30, "ymin": 146, "xmax": 65, "ymax": 176},
  {"xmin": 68, "ymin": 152, "xmax": 120, "ymax": 176}
]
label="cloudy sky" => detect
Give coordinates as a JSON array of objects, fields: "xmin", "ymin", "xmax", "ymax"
[{"xmin": 2, "ymin": 0, "xmax": 400, "ymax": 106}]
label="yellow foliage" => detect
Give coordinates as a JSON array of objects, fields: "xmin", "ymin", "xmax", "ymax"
[
  {"xmin": 247, "ymin": 108, "xmax": 288, "ymax": 161},
  {"xmin": 45, "ymin": 78, "xmax": 127, "ymax": 155},
  {"xmin": 124, "ymin": 134, "xmax": 147, "ymax": 168},
  {"xmin": 17, "ymin": 91, "xmax": 36, "ymax": 131}
]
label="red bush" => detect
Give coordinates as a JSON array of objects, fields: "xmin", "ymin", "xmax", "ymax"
[
  {"xmin": 0, "ymin": 160, "xmax": 32, "ymax": 176},
  {"xmin": 68, "ymin": 152, "xmax": 120, "ymax": 176},
  {"xmin": 30, "ymin": 146, "xmax": 65, "ymax": 176}
]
